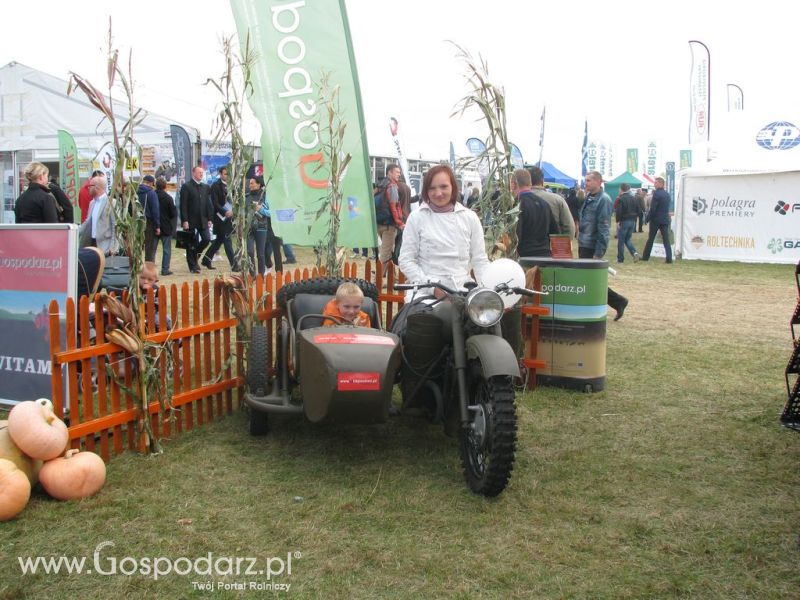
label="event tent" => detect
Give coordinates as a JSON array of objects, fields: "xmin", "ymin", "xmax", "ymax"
[
  {"xmin": 674, "ymin": 114, "xmax": 800, "ymax": 264},
  {"xmin": 603, "ymin": 171, "xmax": 642, "ymax": 201},
  {"xmin": 0, "ymin": 61, "xmax": 202, "ymax": 223},
  {"xmin": 539, "ymin": 161, "xmax": 577, "ymax": 188},
  {"xmin": 0, "ymin": 62, "xmax": 200, "ymax": 155}
]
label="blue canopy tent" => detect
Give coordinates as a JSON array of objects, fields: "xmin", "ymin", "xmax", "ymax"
[{"xmin": 528, "ymin": 161, "xmax": 577, "ymax": 188}]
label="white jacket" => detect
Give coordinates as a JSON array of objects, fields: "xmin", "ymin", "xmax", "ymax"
[{"xmin": 398, "ymin": 202, "xmax": 490, "ymax": 301}]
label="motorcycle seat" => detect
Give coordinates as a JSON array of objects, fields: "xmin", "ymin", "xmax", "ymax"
[{"xmin": 289, "ymin": 293, "xmax": 380, "ymax": 330}]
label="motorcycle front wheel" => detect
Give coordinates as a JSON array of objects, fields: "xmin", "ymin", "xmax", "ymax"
[{"xmin": 459, "ymin": 370, "xmax": 517, "ymax": 497}]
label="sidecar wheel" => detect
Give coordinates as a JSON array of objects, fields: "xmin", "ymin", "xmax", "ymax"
[
  {"xmin": 249, "ymin": 410, "xmax": 269, "ymax": 436},
  {"xmin": 247, "ymin": 324, "xmax": 270, "ymax": 397},
  {"xmin": 459, "ymin": 373, "xmax": 517, "ymax": 497}
]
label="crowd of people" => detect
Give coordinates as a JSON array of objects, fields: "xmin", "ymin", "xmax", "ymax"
[{"xmin": 14, "ymin": 159, "xmax": 675, "ymax": 323}]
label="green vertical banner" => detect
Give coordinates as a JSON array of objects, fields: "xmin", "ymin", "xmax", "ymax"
[
  {"xmin": 626, "ymin": 148, "xmax": 638, "ymax": 173},
  {"xmin": 229, "ymin": 0, "xmax": 375, "ymax": 248},
  {"xmin": 679, "ymin": 149, "xmax": 692, "ymax": 169},
  {"xmin": 57, "ymin": 130, "xmax": 80, "ymax": 224}
]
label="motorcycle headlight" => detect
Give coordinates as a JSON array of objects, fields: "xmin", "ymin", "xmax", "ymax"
[{"xmin": 466, "ymin": 288, "xmax": 504, "ymax": 327}]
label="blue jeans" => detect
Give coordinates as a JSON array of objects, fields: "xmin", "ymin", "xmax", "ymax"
[
  {"xmin": 159, "ymin": 235, "xmax": 172, "ymax": 273},
  {"xmin": 283, "ymin": 243, "xmax": 296, "ymax": 262},
  {"xmin": 247, "ymin": 227, "xmax": 268, "ymax": 275},
  {"xmin": 617, "ymin": 219, "xmax": 638, "ymax": 262}
]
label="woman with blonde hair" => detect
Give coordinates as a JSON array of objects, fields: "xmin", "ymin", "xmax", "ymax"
[{"xmin": 14, "ymin": 161, "xmax": 73, "ymax": 223}]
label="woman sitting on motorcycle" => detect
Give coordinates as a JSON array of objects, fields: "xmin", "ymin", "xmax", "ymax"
[
  {"xmin": 396, "ymin": 164, "xmax": 490, "ymax": 306},
  {"xmin": 393, "ymin": 163, "xmax": 491, "ymax": 413}
]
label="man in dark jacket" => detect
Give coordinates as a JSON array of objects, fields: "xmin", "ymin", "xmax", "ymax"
[
  {"xmin": 203, "ymin": 165, "xmax": 238, "ymax": 271},
  {"xmin": 137, "ymin": 175, "xmax": 160, "ymax": 262},
  {"xmin": 155, "ymin": 176, "xmax": 177, "ymax": 275},
  {"xmin": 514, "ymin": 169, "xmax": 558, "ymax": 257},
  {"xmin": 179, "ymin": 165, "xmax": 212, "ymax": 274},
  {"xmin": 615, "ymin": 183, "xmax": 640, "ymax": 263},
  {"xmin": 641, "ymin": 176, "xmax": 673, "ymax": 263}
]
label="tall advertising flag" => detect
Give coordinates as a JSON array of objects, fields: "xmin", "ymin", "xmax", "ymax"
[
  {"xmin": 57, "ymin": 130, "xmax": 80, "ymax": 224},
  {"xmin": 538, "ymin": 106, "xmax": 546, "ymax": 166},
  {"xmin": 581, "ymin": 120, "xmax": 588, "ymax": 187},
  {"xmin": 466, "ymin": 137, "xmax": 489, "ymax": 179},
  {"xmin": 727, "ymin": 83, "xmax": 744, "ymax": 111},
  {"xmin": 170, "ymin": 124, "xmax": 193, "ymax": 216},
  {"xmin": 389, "ymin": 117, "xmax": 412, "ymax": 187},
  {"xmin": 665, "ymin": 162, "xmax": 675, "ymax": 211},
  {"xmin": 230, "ymin": 0, "xmax": 375, "ymax": 248},
  {"xmin": 646, "ymin": 141, "xmax": 658, "ymax": 177},
  {"xmin": 688, "ymin": 40, "xmax": 710, "ymax": 144},
  {"xmin": 449, "ymin": 141, "xmax": 456, "ymax": 171},
  {"xmin": 626, "ymin": 148, "xmax": 638, "ymax": 174},
  {"xmin": 510, "ymin": 144, "xmax": 524, "ymax": 169}
]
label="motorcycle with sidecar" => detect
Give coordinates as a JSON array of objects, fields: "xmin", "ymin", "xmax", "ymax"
[{"xmin": 244, "ymin": 260, "xmax": 537, "ymax": 496}]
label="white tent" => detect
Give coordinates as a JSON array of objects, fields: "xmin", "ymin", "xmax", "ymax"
[
  {"xmin": 675, "ymin": 115, "xmax": 800, "ymax": 264},
  {"xmin": 0, "ymin": 61, "xmax": 200, "ymax": 155}
]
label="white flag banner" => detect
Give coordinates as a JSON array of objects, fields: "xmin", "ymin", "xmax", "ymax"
[
  {"xmin": 678, "ymin": 171, "xmax": 800, "ymax": 264},
  {"xmin": 689, "ymin": 40, "xmax": 710, "ymax": 144}
]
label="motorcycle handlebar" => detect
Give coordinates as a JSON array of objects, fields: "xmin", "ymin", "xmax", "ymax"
[
  {"xmin": 394, "ymin": 281, "xmax": 547, "ymax": 297},
  {"xmin": 394, "ymin": 281, "xmax": 459, "ymax": 294},
  {"xmin": 511, "ymin": 286, "xmax": 547, "ymax": 297}
]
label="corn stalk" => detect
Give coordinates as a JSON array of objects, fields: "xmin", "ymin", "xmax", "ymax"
[
  {"xmin": 206, "ymin": 34, "xmax": 273, "ymax": 394},
  {"xmin": 311, "ymin": 72, "xmax": 351, "ymax": 275},
  {"xmin": 67, "ymin": 19, "xmax": 169, "ymax": 454},
  {"xmin": 206, "ymin": 35, "xmax": 256, "ymax": 289},
  {"xmin": 451, "ymin": 43, "xmax": 518, "ymax": 257}
]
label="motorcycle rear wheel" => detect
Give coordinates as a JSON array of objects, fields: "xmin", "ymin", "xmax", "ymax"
[{"xmin": 459, "ymin": 371, "xmax": 517, "ymax": 497}]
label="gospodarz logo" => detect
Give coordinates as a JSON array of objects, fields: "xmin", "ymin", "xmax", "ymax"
[
  {"xmin": 774, "ymin": 200, "xmax": 799, "ymax": 215},
  {"xmin": 768, "ymin": 238, "xmax": 783, "ymax": 254},
  {"xmin": 692, "ymin": 197, "xmax": 707, "ymax": 215}
]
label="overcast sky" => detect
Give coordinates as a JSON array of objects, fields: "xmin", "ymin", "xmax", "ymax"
[{"xmin": 3, "ymin": 0, "xmax": 797, "ymax": 178}]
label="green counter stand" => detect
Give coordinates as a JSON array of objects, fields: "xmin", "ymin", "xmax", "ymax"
[{"xmin": 519, "ymin": 257, "xmax": 608, "ymax": 392}]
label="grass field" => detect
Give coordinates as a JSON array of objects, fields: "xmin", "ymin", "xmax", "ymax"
[{"xmin": 1, "ymin": 236, "xmax": 798, "ymax": 599}]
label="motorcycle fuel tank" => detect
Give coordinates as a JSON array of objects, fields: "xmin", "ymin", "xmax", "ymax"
[{"xmin": 298, "ymin": 327, "xmax": 401, "ymax": 423}]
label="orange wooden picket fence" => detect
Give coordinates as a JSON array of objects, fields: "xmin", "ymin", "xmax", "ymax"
[{"xmin": 47, "ymin": 261, "xmax": 547, "ymax": 462}]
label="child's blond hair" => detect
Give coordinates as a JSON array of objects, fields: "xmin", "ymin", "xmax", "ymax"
[
  {"xmin": 141, "ymin": 261, "xmax": 158, "ymax": 280},
  {"xmin": 335, "ymin": 282, "xmax": 364, "ymax": 302}
]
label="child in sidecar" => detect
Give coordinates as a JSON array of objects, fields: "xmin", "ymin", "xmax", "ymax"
[
  {"xmin": 245, "ymin": 278, "xmax": 401, "ymax": 435},
  {"xmin": 322, "ymin": 282, "xmax": 371, "ymax": 328}
]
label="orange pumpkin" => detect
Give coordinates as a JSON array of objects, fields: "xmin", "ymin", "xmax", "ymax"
[
  {"xmin": 0, "ymin": 458, "xmax": 31, "ymax": 521},
  {"xmin": 0, "ymin": 420, "xmax": 43, "ymax": 486},
  {"xmin": 7, "ymin": 400, "xmax": 69, "ymax": 461},
  {"xmin": 39, "ymin": 450, "xmax": 106, "ymax": 500}
]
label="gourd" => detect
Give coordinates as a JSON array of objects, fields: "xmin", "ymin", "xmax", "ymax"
[
  {"xmin": 39, "ymin": 450, "xmax": 106, "ymax": 500},
  {"xmin": 7, "ymin": 400, "xmax": 69, "ymax": 461},
  {"xmin": 0, "ymin": 458, "xmax": 31, "ymax": 521},
  {"xmin": 0, "ymin": 420, "xmax": 43, "ymax": 485}
]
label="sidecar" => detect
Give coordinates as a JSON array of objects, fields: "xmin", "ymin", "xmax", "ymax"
[{"xmin": 244, "ymin": 279, "xmax": 402, "ymax": 435}]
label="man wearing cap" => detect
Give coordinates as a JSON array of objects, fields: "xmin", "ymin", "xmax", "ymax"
[{"xmin": 137, "ymin": 175, "xmax": 161, "ymax": 262}]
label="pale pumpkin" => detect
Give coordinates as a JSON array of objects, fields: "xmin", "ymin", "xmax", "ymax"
[
  {"xmin": 39, "ymin": 450, "xmax": 106, "ymax": 500},
  {"xmin": 0, "ymin": 420, "xmax": 43, "ymax": 486},
  {"xmin": 7, "ymin": 400, "xmax": 69, "ymax": 461},
  {"xmin": 0, "ymin": 458, "xmax": 31, "ymax": 521},
  {"xmin": 35, "ymin": 398, "xmax": 54, "ymax": 412}
]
